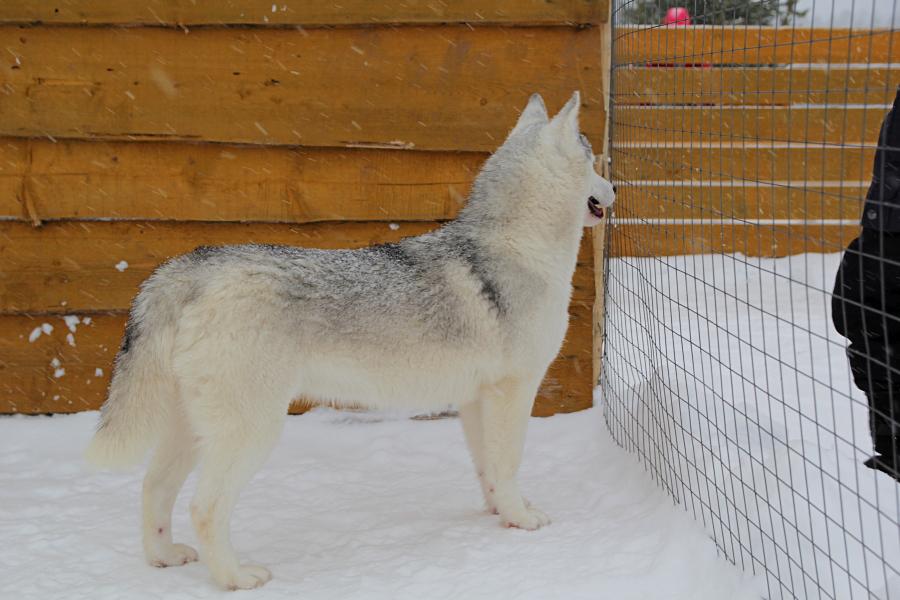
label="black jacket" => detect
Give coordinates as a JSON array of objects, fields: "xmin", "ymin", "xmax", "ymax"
[{"xmin": 861, "ymin": 86, "xmax": 900, "ymax": 231}]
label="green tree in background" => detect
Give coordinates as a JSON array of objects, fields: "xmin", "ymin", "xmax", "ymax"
[{"xmin": 622, "ymin": 0, "xmax": 807, "ymax": 25}]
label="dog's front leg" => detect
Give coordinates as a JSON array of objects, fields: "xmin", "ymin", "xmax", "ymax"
[
  {"xmin": 480, "ymin": 377, "xmax": 550, "ymax": 530},
  {"xmin": 459, "ymin": 398, "xmax": 498, "ymax": 514}
]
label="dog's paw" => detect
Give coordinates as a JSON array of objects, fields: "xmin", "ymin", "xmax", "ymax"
[
  {"xmin": 501, "ymin": 506, "xmax": 551, "ymax": 530},
  {"xmin": 223, "ymin": 564, "xmax": 272, "ymax": 591},
  {"xmin": 148, "ymin": 543, "xmax": 199, "ymax": 568}
]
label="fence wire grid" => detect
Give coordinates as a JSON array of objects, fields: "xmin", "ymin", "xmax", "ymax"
[{"xmin": 601, "ymin": 1, "xmax": 900, "ymax": 598}]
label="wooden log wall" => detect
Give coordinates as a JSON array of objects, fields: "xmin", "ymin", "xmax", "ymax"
[
  {"xmin": 610, "ymin": 25, "xmax": 898, "ymax": 258},
  {"xmin": 0, "ymin": 1, "xmax": 610, "ymax": 415}
]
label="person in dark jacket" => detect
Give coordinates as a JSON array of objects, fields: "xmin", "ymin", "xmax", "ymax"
[{"xmin": 832, "ymin": 86, "xmax": 900, "ymax": 482}]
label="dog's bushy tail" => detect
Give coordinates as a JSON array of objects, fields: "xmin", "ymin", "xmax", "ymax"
[{"xmin": 85, "ymin": 273, "xmax": 182, "ymax": 469}]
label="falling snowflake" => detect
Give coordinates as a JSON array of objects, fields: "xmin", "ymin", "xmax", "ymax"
[
  {"xmin": 63, "ymin": 315, "xmax": 80, "ymax": 332},
  {"xmin": 29, "ymin": 323, "xmax": 54, "ymax": 343}
]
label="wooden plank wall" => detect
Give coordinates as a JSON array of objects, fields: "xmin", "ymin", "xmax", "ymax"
[
  {"xmin": 609, "ymin": 25, "xmax": 898, "ymax": 257},
  {"xmin": 0, "ymin": 2, "xmax": 610, "ymax": 415}
]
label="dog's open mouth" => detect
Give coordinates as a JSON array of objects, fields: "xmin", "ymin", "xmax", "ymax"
[{"xmin": 587, "ymin": 196, "xmax": 604, "ymax": 219}]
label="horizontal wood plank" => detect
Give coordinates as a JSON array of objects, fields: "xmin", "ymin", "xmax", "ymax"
[
  {"xmin": 612, "ymin": 183, "xmax": 867, "ymax": 220},
  {"xmin": 615, "ymin": 66, "xmax": 900, "ymax": 106},
  {"xmin": 0, "ymin": 302, "xmax": 594, "ymax": 416},
  {"xmin": 615, "ymin": 26, "xmax": 900, "ymax": 65},
  {"xmin": 0, "ymin": 313, "xmax": 119, "ymax": 413},
  {"xmin": 0, "ymin": 26, "xmax": 603, "ymax": 151},
  {"xmin": 0, "ymin": 139, "xmax": 483, "ymax": 223},
  {"xmin": 614, "ymin": 107, "xmax": 886, "ymax": 145},
  {"xmin": 0, "ymin": 0, "xmax": 609, "ymax": 26},
  {"xmin": 613, "ymin": 145, "xmax": 874, "ymax": 181},
  {"xmin": 0, "ymin": 221, "xmax": 595, "ymax": 313},
  {"xmin": 608, "ymin": 223, "xmax": 859, "ymax": 257}
]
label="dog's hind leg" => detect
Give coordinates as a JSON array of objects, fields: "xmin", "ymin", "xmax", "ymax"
[
  {"xmin": 480, "ymin": 377, "xmax": 550, "ymax": 530},
  {"xmin": 459, "ymin": 398, "xmax": 497, "ymax": 514},
  {"xmin": 142, "ymin": 412, "xmax": 200, "ymax": 567},
  {"xmin": 188, "ymin": 391, "xmax": 289, "ymax": 591}
]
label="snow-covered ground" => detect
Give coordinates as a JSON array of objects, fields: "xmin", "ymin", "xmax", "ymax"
[
  {"xmin": 8, "ymin": 250, "xmax": 897, "ymax": 599},
  {"xmin": 604, "ymin": 252, "xmax": 900, "ymax": 600},
  {"xmin": 0, "ymin": 404, "xmax": 757, "ymax": 599}
]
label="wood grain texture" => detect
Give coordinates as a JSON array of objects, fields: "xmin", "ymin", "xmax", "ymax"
[
  {"xmin": 591, "ymin": 220, "xmax": 608, "ymax": 388},
  {"xmin": 0, "ymin": 302, "xmax": 594, "ymax": 416},
  {"xmin": 615, "ymin": 67, "xmax": 900, "ymax": 106},
  {"xmin": 0, "ymin": 313, "xmax": 120, "ymax": 413},
  {"xmin": 608, "ymin": 223, "xmax": 859, "ymax": 257},
  {"xmin": 0, "ymin": 138, "xmax": 482, "ymax": 223},
  {"xmin": 0, "ymin": 221, "xmax": 595, "ymax": 313},
  {"xmin": 613, "ymin": 183, "xmax": 867, "ymax": 220},
  {"xmin": 592, "ymin": 3, "xmax": 612, "ymax": 389},
  {"xmin": 0, "ymin": 26, "xmax": 604, "ymax": 151},
  {"xmin": 614, "ymin": 106, "xmax": 886, "ymax": 145},
  {"xmin": 0, "ymin": 0, "xmax": 609, "ymax": 26},
  {"xmin": 613, "ymin": 145, "xmax": 874, "ymax": 181},
  {"xmin": 615, "ymin": 26, "xmax": 900, "ymax": 65}
]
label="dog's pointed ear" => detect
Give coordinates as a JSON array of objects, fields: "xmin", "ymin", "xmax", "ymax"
[
  {"xmin": 509, "ymin": 93, "xmax": 549, "ymax": 137},
  {"xmin": 549, "ymin": 91, "xmax": 581, "ymax": 140}
]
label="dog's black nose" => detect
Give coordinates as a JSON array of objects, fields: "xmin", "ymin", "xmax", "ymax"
[
  {"xmin": 612, "ymin": 185, "xmax": 617, "ymax": 194},
  {"xmin": 588, "ymin": 196, "xmax": 599, "ymax": 205}
]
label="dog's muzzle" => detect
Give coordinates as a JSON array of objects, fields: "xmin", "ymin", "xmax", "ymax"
[{"xmin": 587, "ymin": 196, "xmax": 604, "ymax": 219}]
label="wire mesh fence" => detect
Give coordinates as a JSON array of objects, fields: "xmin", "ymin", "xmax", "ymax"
[{"xmin": 601, "ymin": 1, "xmax": 900, "ymax": 598}]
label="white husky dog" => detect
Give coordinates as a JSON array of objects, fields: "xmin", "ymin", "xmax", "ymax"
[{"xmin": 85, "ymin": 91, "xmax": 615, "ymax": 590}]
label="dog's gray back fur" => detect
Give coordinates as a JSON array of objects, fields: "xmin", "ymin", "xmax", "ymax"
[{"xmin": 165, "ymin": 223, "xmax": 500, "ymax": 345}]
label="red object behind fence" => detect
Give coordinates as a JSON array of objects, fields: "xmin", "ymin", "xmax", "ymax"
[
  {"xmin": 646, "ymin": 7, "xmax": 711, "ymax": 69},
  {"xmin": 663, "ymin": 7, "xmax": 692, "ymax": 26}
]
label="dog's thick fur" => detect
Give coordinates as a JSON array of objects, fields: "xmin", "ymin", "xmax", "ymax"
[{"xmin": 85, "ymin": 92, "xmax": 615, "ymax": 590}]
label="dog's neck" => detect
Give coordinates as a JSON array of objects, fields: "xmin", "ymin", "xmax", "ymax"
[{"xmin": 448, "ymin": 192, "xmax": 586, "ymax": 301}]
